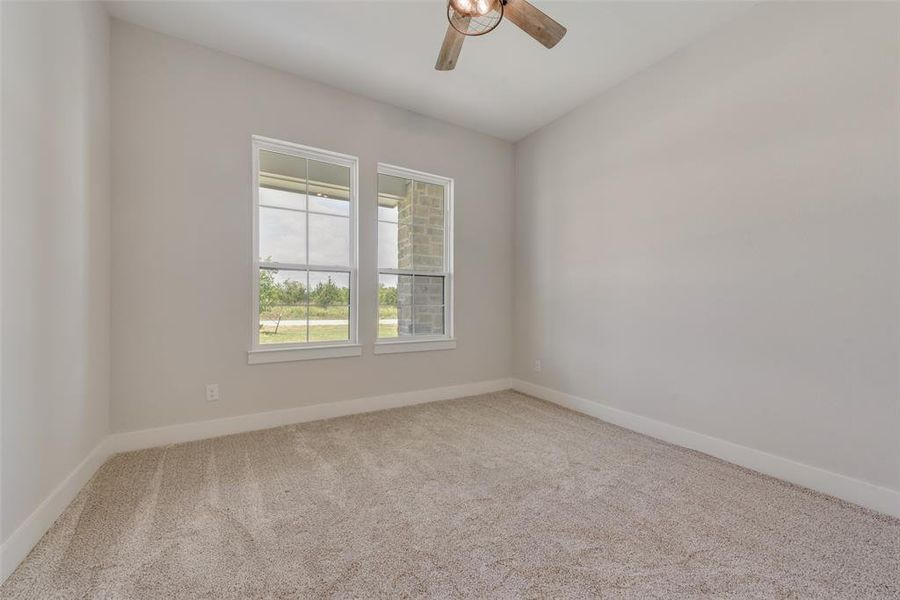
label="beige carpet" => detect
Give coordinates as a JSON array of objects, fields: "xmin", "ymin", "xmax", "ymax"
[{"xmin": 3, "ymin": 390, "xmax": 899, "ymax": 599}]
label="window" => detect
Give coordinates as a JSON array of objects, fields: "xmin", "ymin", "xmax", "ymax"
[
  {"xmin": 376, "ymin": 164, "xmax": 454, "ymax": 353},
  {"xmin": 250, "ymin": 136, "xmax": 359, "ymax": 363}
]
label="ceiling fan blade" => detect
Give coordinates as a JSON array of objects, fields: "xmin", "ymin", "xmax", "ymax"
[
  {"xmin": 435, "ymin": 20, "xmax": 468, "ymax": 71},
  {"xmin": 502, "ymin": 0, "xmax": 566, "ymax": 49}
]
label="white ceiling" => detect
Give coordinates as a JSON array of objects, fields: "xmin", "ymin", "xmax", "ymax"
[{"xmin": 104, "ymin": 1, "xmax": 751, "ymax": 141}]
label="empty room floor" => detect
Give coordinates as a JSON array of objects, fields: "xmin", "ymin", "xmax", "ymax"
[{"xmin": 3, "ymin": 390, "xmax": 898, "ymax": 599}]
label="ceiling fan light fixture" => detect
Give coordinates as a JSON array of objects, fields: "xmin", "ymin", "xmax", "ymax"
[
  {"xmin": 449, "ymin": 0, "xmax": 472, "ymax": 16},
  {"xmin": 447, "ymin": 0, "xmax": 502, "ymax": 36},
  {"xmin": 449, "ymin": 0, "xmax": 492, "ymax": 17},
  {"xmin": 436, "ymin": 0, "xmax": 566, "ymax": 71}
]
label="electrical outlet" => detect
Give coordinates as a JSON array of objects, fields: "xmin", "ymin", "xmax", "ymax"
[
  {"xmin": 533, "ymin": 359, "xmax": 542, "ymax": 373},
  {"xmin": 205, "ymin": 383, "xmax": 220, "ymax": 402}
]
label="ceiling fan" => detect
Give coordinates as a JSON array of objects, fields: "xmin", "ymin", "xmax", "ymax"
[{"xmin": 435, "ymin": 0, "xmax": 566, "ymax": 71}]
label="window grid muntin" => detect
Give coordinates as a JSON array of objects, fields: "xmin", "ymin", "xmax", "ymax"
[
  {"xmin": 376, "ymin": 164, "xmax": 453, "ymax": 341},
  {"xmin": 252, "ymin": 136, "xmax": 358, "ymax": 351}
]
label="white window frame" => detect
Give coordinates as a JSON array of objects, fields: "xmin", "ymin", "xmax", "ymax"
[
  {"xmin": 375, "ymin": 163, "xmax": 455, "ymax": 354},
  {"xmin": 248, "ymin": 135, "xmax": 360, "ymax": 364}
]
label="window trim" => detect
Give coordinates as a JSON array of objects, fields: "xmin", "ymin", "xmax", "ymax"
[
  {"xmin": 375, "ymin": 163, "xmax": 454, "ymax": 352},
  {"xmin": 249, "ymin": 135, "xmax": 359, "ymax": 363}
]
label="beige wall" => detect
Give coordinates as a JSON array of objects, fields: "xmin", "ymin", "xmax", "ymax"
[
  {"xmin": 1, "ymin": 1, "xmax": 111, "ymax": 541},
  {"xmin": 514, "ymin": 3, "xmax": 900, "ymax": 491},
  {"xmin": 110, "ymin": 22, "xmax": 514, "ymax": 432}
]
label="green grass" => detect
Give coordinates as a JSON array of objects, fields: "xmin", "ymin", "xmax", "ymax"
[
  {"xmin": 260, "ymin": 305, "xmax": 398, "ymax": 320},
  {"xmin": 260, "ymin": 323, "xmax": 398, "ymax": 344}
]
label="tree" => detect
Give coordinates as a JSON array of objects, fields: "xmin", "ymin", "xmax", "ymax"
[
  {"xmin": 378, "ymin": 283, "xmax": 398, "ymax": 306},
  {"xmin": 259, "ymin": 267, "xmax": 286, "ymax": 333},
  {"xmin": 311, "ymin": 277, "xmax": 346, "ymax": 307},
  {"xmin": 259, "ymin": 268, "xmax": 279, "ymax": 315},
  {"xmin": 279, "ymin": 278, "xmax": 307, "ymax": 306}
]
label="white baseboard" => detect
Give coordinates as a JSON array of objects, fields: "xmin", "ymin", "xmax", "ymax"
[
  {"xmin": 0, "ymin": 437, "xmax": 114, "ymax": 584},
  {"xmin": 8, "ymin": 376, "xmax": 891, "ymax": 587},
  {"xmin": 513, "ymin": 378, "xmax": 900, "ymax": 518},
  {"xmin": 0, "ymin": 377, "xmax": 512, "ymax": 585},
  {"xmin": 109, "ymin": 377, "xmax": 513, "ymax": 454}
]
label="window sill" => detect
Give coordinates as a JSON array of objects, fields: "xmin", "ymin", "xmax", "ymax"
[
  {"xmin": 248, "ymin": 344, "xmax": 362, "ymax": 364},
  {"xmin": 373, "ymin": 338, "xmax": 457, "ymax": 355}
]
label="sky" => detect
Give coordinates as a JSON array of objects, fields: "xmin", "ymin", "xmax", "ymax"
[{"xmin": 259, "ymin": 187, "xmax": 399, "ymax": 285}]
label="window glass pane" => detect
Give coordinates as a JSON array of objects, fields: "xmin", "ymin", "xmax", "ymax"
[
  {"xmin": 413, "ymin": 305, "xmax": 444, "ymax": 336},
  {"xmin": 259, "ymin": 206, "xmax": 306, "ymax": 264},
  {"xmin": 307, "ymin": 271, "xmax": 350, "ymax": 342},
  {"xmin": 398, "ymin": 305, "xmax": 414, "ymax": 337},
  {"xmin": 308, "ymin": 213, "xmax": 350, "ymax": 266},
  {"xmin": 377, "ymin": 175, "xmax": 445, "ymax": 273},
  {"xmin": 308, "ymin": 271, "xmax": 350, "ymax": 306},
  {"xmin": 309, "ymin": 305, "xmax": 349, "ymax": 342},
  {"xmin": 377, "ymin": 274, "xmax": 445, "ymax": 338},
  {"xmin": 414, "ymin": 181, "xmax": 445, "ymax": 222},
  {"xmin": 378, "ymin": 221, "xmax": 398, "ymax": 269},
  {"xmin": 413, "ymin": 275, "xmax": 444, "ymax": 306},
  {"xmin": 308, "ymin": 160, "xmax": 350, "ymax": 215},
  {"xmin": 377, "ymin": 169, "xmax": 451, "ymax": 339},
  {"xmin": 378, "ymin": 204, "xmax": 398, "ymax": 223},
  {"xmin": 378, "ymin": 273, "xmax": 399, "ymax": 338},
  {"xmin": 309, "ymin": 195, "xmax": 350, "ymax": 216},
  {"xmin": 259, "ymin": 268, "xmax": 308, "ymax": 345},
  {"xmin": 397, "ymin": 274, "xmax": 417, "ymax": 337},
  {"xmin": 379, "ymin": 273, "xmax": 425, "ymax": 339},
  {"xmin": 259, "ymin": 150, "xmax": 307, "ymax": 210},
  {"xmin": 259, "ymin": 187, "xmax": 306, "ymax": 212},
  {"xmin": 411, "ymin": 181, "xmax": 445, "ymax": 272},
  {"xmin": 255, "ymin": 141, "xmax": 357, "ymax": 348},
  {"xmin": 378, "ymin": 174, "xmax": 410, "ymax": 206},
  {"xmin": 378, "ymin": 174, "xmax": 408, "ymax": 270}
]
